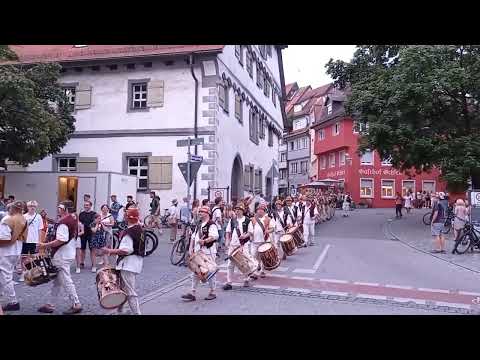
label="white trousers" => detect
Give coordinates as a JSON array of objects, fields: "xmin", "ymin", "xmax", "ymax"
[
  {"xmin": 119, "ymin": 270, "xmax": 141, "ymax": 315},
  {"xmin": 191, "ymin": 254, "xmax": 216, "ymax": 292},
  {"xmin": 226, "ymin": 245, "xmax": 250, "ymax": 283},
  {"xmin": 273, "ymin": 232, "xmax": 285, "ymax": 258},
  {"xmin": 49, "ymin": 258, "xmax": 80, "ymax": 307},
  {"xmin": 303, "ymin": 222, "xmax": 315, "ymax": 245},
  {"xmin": 0, "ymin": 255, "xmax": 19, "ymax": 304},
  {"xmin": 250, "ymin": 243, "xmax": 265, "ymax": 274}
]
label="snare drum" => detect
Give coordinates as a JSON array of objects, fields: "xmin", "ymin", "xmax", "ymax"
[
  {"xmin": 96, "ymin": 266, "xmax": 128, "ymax": 309},
  {"xmin": 229, "ymin": 245, "xmax": 257, "ymax": 276},
  {"xmin": 188, "ymin": 251, "xmax": 218, "ymax": 283},
  {"xmin": 257, "ymin": 242, "xmax": 281, "ymax": 271},
  {"xmin": 280, "ymin": 234, "xmax": 297, "ymax": 256},
  {"xmin": 287, "ymin": 226, "xmax": 305, "ymax": 247},
  {"xmin": 24, "ymin": 255, "xmax": 58, "ymax": 287}
]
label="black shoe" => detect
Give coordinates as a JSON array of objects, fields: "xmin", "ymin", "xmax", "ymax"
[
  {"xmin": 181, "ymin": 293, "xmax": 196, "ymax": 301},
  {"xmin": 223, "ymin": 283, "xmax": 233, "ymax": 291},
  {"xmin": 2, "ymin": 302, "xmax": 20, "ymax": 312}
]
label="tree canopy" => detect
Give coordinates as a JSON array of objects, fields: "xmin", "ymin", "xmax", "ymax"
[
  {"xmin": 0, "ymin": 45, "xmax": 75, "ymax": 167},
  {"xmin": 326, "ymin": 45, "xmax": 480, "ymax": 192}
]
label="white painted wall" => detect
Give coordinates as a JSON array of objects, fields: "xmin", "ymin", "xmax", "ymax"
[{"xmin": 61, "ymin": 61, "xmax": 196, "ymax": 131}]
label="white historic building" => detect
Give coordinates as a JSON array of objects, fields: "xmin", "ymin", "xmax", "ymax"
[{"xmin": 4, "ymin": 45, "xmax": 287, "ymax": 213}]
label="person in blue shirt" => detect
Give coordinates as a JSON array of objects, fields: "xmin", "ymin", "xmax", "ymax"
[{"xmin": 109, "ymin": 195, "xmax": 123, "ymax": 223}]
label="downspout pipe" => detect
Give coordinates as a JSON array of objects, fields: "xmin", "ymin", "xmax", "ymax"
[{"xmin": 190, "ymin": 53, "xmax": 199, "ymax": 200}]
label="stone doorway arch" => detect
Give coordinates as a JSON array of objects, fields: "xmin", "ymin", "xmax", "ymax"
[{"xmin": 231, "ymin": 154, "xmax": 243, "ymax": 204}]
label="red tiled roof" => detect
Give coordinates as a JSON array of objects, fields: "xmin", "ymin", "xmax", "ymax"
[
  {"xmin": 285, "ymin": 82, "xmax": 297, "ymax": 98},
  {"xmin": 3, "ymin": 45, "xmax": 225, "ymax": 64},
  {"xmin": 285, "ymin": 85, "xmax": 311, "ymax": 113},
  {"xmin": 285, "ymin": 82, "xmax": 333, "ymax": 117}
]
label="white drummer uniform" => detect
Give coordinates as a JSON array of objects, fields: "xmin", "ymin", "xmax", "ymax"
[
  {"xmin": 49, "ymin": 221, "xmax": 81, "ymax": 308},
  {"xmin": 285, "ymin": 205, "xmax": 300, "ymax": 226},
  {"xmin": 273, "ymin": 210, "xmax": 292, "ymax": 257},
  {"xmin": 116, "ymin": 226, "xmax": 144, "ymax": 315},
  {"xmin": 0, "ymin": 215, "xmax": 23, "ymax": 306},
  {"xmin": 303, "ymin": 206, "xmax": 319, "ymax": 246},
  {"xmin": 190, "ymin": 221, "xmax": 219, "ymax": 292},
  {"xmin": 248, "ymin": 215, "xmax": 274, "ymax": 274},
  {"xmin": 225, "ymin": 217, "xmax": 253, "ymax": 283}
]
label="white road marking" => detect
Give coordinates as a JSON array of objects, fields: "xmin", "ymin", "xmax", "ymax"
[
  {"xmin": 434, "ymin": 301, "xmax": 471, "ymax": 310},
  {"xmin": 253, "ymin": 285, "xmax": 280, "ymax": 290},
  {"xmin": 459, "ymin": 291, "xmax": 480, "ymax": 297},
  {"xmin": 292, "ymin": 269, "xmax": 316, "ymax": 274},
  {"xmin": 354, "ymin": 282, "xmax": 380, "ymax": 287},
  {"xmin": 319, "ymin": 278, "xmax": 349, "ymax": 284},
  {"xmin": 269, "ymin": 274, "xmax": 289, "ymax": 278},
  {"xmin": 392, "ymin": 297, "xmax": 426, "ymax": 305},
  {"xmin": 219, "ymin": 269, "xmax": 227, "ymax": 273},
  {"xmin": 231, "ymin": 282, "xmax": 243, "ymax": 287},
  {"xmin": 286, "ymin": 287, "xmax": 311, "ymax": 293},
  {"xmin": 291, "ymin": 276, "xmax": 314, "ymax": 281},
  {"xmin": 321, "ymin": 291, "xmax": 349, "ymax": 297},
  {"xmin": 418, "ymin": 287, "xmax": 450, "ymax": 294},
  {"xmin": 313, "ymin": 244, "xmax": 331, "ymax": 270},
  {"xmin": 356, "ymin": 293, "xmax": 387, "ymax": 300},
  {"xmin": 275, "ymin": 267, "xmax": 289, "ymax": 272},
  {"xmin": 385, "ymin": 284, "xmax": 414, "ymax": 290}
]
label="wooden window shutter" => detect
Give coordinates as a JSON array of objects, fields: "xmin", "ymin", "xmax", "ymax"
[
  {"xmin": 77, "ymin": 157, "xmax": 98, "ymax": 172},
  {"xmin": 244, "ymin": 165, "xmax": 250, "ymax": 188},
  {"xmin": 268, "ymin": 127, "xmax": 273, "ymax": 146},
  {"xmin": 235, "ymin": 95, "xmax": 242, "ymax": 121},
  {"xmin": 148, "ymin": 156, "xmax": 172, "ymax": 190},
  {"xmin": 147, "ymin": 80, "xmax": 165, "ymax": 108},
  {"xmin": 218, "ymin": 85, "xmax": 225, "ymax": 110},
  {"xmin": 75, "ymin": 83, "xmax": 92, "ymax": 110}
]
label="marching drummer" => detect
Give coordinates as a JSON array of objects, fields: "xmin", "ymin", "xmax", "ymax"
[
  {"xmin": 248, "ymin": 203, "xmax": 274, "ymax": 279},
  {"xmin": 272, "ymin": 199, "xmax": 291, "ymax": 260},
  {"xmin": 181, "ymin": 206, "xmax": 219, "ymax": 302},
  {"xmin": 38, "ymin": 202, "xmax": 82, "ymax": 315},
  {"xmin": 0, "ymin": 201, "xmax": 28, "ymax": 313},
  {"xmin": 303, "ymin": 197, "xmax": 319, "ymax": 247},
  {"xmin": 284, "ymin": 196, "xmax": 300, "ymax": 227},
  {"xmin": 223, "ymin": 203, "xmax": 253, "ymax": 290},
  {"xmin": 103, "ymin": 207, "xmax": 143, "ymax": 315}
]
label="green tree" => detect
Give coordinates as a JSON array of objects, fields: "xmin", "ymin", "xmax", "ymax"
[
  {"xmin": 326, "ymin": 45, "xmax": 480, "ymax": 192},
  {"xmin": 0, "ymin": 46, "xmax": 75, "ymax": 168}
]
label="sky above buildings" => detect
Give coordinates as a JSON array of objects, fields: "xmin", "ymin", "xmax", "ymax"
[{"xmin": 282, "ymin": 45, "xmax": 357, "ymax": 88}]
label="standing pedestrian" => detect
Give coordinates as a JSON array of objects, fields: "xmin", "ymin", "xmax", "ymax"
[
  {"xmin": 395, "ymin": 192, "xmax": 403, "ymax": 218},
  {"xmin": 125, "ymin": 195, "xmax": 136, "ymax": 210},
  {"xmin": 149, "ymin": 191, "xmax": 160, "ymax": 222},
  {"xmin": 20, "ymin": 201, "xmax": 43, "ymax": 282},
  {"xmin": 109, "ymin": 195, "xmax": 123, "ymax": 223},
  {"xmin": 78, "ymin": 201, "xmax": 96, "ymax": 270},
  {"xmin": 425, "ymin": 191, "xmax": 431, "ymax": 209},
  {"xmin": 168, "ymin": 199, "xmax": 180, "ymax": 243},
  {"xmin": 103, "ymin": 207, "xmax": 144, "ymax": 315},
  {"xmin": 0, "ymin": 201, "xmax": 28, "ymax": 312},
  {"xmin": 191, "ymin": 199, "xmax": 200, "ymax": 224},
  {"xmin": 75, "ymin": 213, "xmax": 84, "ymax": 274},
  {"xmin": 430, "ymin": 192, "xmax": 447, "ymax": 253},
  {"xmin": 38, "ymin": 202, "xmax": 82, "ymax": 314},
  {"xmin": 272, "ymin": 199, "xmax": 290, "ymax": 260},
  {"xmin": 90, "ymin": 213, "xmax": 107, "ymax": 272},
  {"xmin": 99, "ymin": 204, "xmax": 114, "ymax": 266},
  {"xmin": 342, "ymin": 194, "xmax": 351, "ymax": 217},
  {"xmin": 404, "ymin": 191, "xmax": 413, "ymax": 214},
  {"xmin": 453, "ymin": 199, "xmax": 468, "ymax": 242}
]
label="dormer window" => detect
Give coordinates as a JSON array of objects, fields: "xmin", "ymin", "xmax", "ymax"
[
  {"xmin": 327, "ymin": 102, "xmax": 333, "ymax": 115},
  {"xmin": 294, "ymin": 104, "xmax": 302, "ymax": 112}
]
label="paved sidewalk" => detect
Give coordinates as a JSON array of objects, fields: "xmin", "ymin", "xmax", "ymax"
[{"xmin": 387, "ymin": 209, "xmax": 480, "ymax": 273}]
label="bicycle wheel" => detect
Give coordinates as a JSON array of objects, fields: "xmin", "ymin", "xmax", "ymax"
[
  {"xmin": 170, "ymin": 237, "xmax": 187, "ymax": 266},
  {"xmin": 423, "ymin": 212, "xmax": 432, "ymax": 226},
  {"xmin": 453, "ymin": 233, "xmax": 472, "ymax": 254},
  {"xmin": 144, "ymin": 230, "xmax": 158, "ymax": 257},
  {"xmin": 143, "ymin": 215, "xmax": 156, "ymax": 229}
]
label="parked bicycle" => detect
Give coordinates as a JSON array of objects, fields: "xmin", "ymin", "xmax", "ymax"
[
  {"xmin": 112, "ymin": 223, "xmax": 159, "ymax": 257},
  {"xmin": 144, "ymin": 208, "xmax": 171, "ymax": 230},
  {"xmin": 452, "ymin": 217, "xmax": 480, "ymax": 254},
  {"xmin": 422, "ymin": 206, "xmax": 454, "ymax": 234},
  {"xmin": 170, "ymin": 220, "xmax": 196, "ymax": 266}
]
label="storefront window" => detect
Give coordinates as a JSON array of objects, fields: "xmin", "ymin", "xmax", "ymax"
[
  {"xmin": 381, "ymin": 179, "xmax": 395, "ymax": 198},
  {"xmin": 360, "ymin": 178, "xmax": 374, "ymax": 198},
  {"xmin": 402, "ymin": 180, "xmax": 415, "ymax": 196}
]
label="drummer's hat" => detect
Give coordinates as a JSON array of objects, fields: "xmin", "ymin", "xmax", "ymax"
[
  {"xmin": 198, "ymin": 206, "xmax": 211, "ymax": 216},
  {"xmin": 234, "ymin": 203, "xmax": 245, "ymax": 212}
]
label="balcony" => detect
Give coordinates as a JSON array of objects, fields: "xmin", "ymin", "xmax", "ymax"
[{"xmin": 278, "ymin": 161, "xmax": 287, "ymax": 169}]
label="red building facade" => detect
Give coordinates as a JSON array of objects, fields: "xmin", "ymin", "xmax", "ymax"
[{"xmin": 311, "ymin": 95, "xmax": 446, "ymax": 208}]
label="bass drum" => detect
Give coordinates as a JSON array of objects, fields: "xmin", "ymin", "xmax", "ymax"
[
  {"xmin": 280, "ymin": 234, "xmax": 297, "ymax": 256},
  {"xmin": 257, "ymin": 242, "xmax": 281, "ymax": 271},
  {"xmin": 229, "ymin": 245, "xmax": 257, "ymax": 276},
  {"xmin": 188, "ymin": 251, "xmax": 218, "ymax": 283}
]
